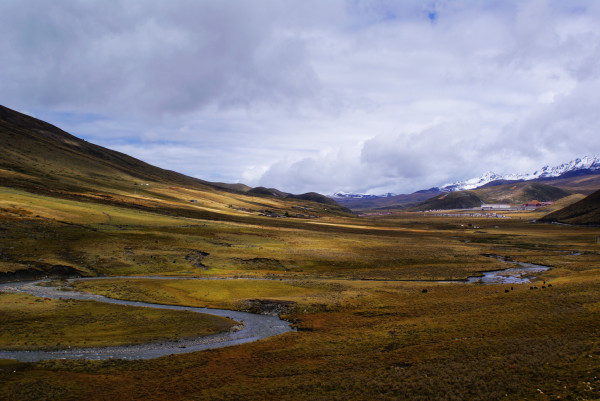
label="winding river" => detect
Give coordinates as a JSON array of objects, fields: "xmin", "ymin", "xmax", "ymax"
[
  {"xmin": 466, "ymin": 257, "xmax": 550, "ymax": 284},
  {"xmin": 0, "ymin": 257, "xmax": 550, "ymax": 362},
  {"xmin": 0, "ymin": 280, "xmax": 293, "ymax": 362}
]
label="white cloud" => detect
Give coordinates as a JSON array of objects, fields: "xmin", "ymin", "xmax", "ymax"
[{"xmin": 2, "ymin": 0, "xmax": 600, "ymax": 194}]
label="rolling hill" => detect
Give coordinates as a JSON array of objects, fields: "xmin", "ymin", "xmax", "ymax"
[
  {"xmin": 539, "ymin": 189, "xmax": 600, "ymax": 225},
  {"xmin": 334, "ymin": 177, "xmax": 596, "ymax": 211},
  {"xmin": 409, "ymin": 182, "xmax": 573, "ymax": 211},
  {"xmin": 0, "ymin": 105, "xmax": 229, "ymax": 195},
  {"xmin": 475, "ymin": 182, "xmax": 571, "ymax": 204},
  {"xmin": 412, "ymin": 191, "xmax": 484, "ymax": 211},
  {"xmin": 0, "ymin": 105, "xmax": 350, "ymax": 218}
]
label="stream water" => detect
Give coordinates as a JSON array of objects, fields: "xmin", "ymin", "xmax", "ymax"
[
  {"xmin": 465, "ymin": 258, "xmax": 550, "ymax": 284},
  {"xmin": 0, "ymin": 280, "xmax": 293, "ymax": 362},
  {"xmin": 0, "ymin": 257, "xmax": 551, "ymax": 361}
]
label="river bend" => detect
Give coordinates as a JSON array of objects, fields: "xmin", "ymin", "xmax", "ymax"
[
  {"xmin": 0, "ymin": 280, "xmax": 293, "ymax": 362},
  {"xmin": 0, "ymin": 257, "xmax": 550, "ymax": 361}
]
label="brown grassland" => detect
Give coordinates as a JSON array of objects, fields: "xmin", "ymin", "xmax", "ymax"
[
  {"xmin": 1, "ymin": 186, "xmax": 600, "ymax": 400},
  {"xmin": 0, "ymin": 292, "xmax": 234, "ymax": 350}
]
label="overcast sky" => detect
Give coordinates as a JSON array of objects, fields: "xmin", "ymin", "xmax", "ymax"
[{"xmin": 3, "ymin": 0, "xmax": 600, "ymax": 195}]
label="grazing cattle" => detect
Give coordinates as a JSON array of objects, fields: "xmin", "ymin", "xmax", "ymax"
[
  {"xmin": 542, "ymin": 286, "xmax": 546, "ymax": 289},
  {"xmin": 505, "ymin": 289, "xmax": 510, "ymax": 293},
  {"xmin": 548, "ymin": 284, "xmax": 552, "ymax": 287},
  {"xmin": 422, "ymin": 289, "xmax": 428, "ymax": 293},
  {"xmin": 530, "ymin": 286, "xmax": 534, "ymax": 290}
]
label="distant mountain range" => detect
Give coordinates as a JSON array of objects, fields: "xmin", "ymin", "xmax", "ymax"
[
  {"xmin": 332, "ymin": 156, "xmax": 600, "ymax": 211},
  {"xmin": 439, "ymin": 156, "xmax": 600, "ymax": 192},
  {"xmin": 332, "ymin": 192, "xmax": 397, "ymax": 199},
  {"xmin": 332, "ymin": 156, "xmax": 600, "ymax": 200}
]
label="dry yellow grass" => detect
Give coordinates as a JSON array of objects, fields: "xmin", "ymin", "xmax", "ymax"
[
  {"xmin": 71, "ymin": 278, "xmax": 332, "ymax": 309},
  {"xmin": 1, "ymin": 186, "xmax": 600, "ymax": 400},
  {"xmin": 0, "ymin": 292, "xmax": 234, "ymax": 350}
]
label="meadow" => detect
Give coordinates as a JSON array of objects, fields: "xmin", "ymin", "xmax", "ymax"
[
  {"xmin": 1, "ymin": 187, "xmax": 599, "ymax": 400},
  {"xmin": 0, "ymin": 292, "xmax": 234, "ymax": 350}
]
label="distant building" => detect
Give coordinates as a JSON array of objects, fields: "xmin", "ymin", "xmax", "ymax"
[
  {"xmin": 523, "ymin": 201, "xmax": 553, "ymax": 208},
  {"xmin": 481, "ymin": 204, "xmax": 511, "ymax": 210}
]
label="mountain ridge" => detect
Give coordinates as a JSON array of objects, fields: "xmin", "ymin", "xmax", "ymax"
[
  {"xmin": 440, "ymin": 156, "xmax": 600, "ymax": 192},
  {"xmin": 331, "ymin": 156, "xmax": 600, "ymax": 210},
  {"xmin": 0, "ymin": 104, "xmax": 350, "ymax": 215}
]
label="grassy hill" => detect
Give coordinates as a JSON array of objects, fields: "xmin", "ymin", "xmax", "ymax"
[
  {"xmin": 339, "ymin": 181, "xmax": 578, "ymax": 212},
  {"xmin": 412, "ymin": 190, "xmax": 483, "ymax": 210},
  {"xmin": 0, "ymin": 105, "xmax": 217, "ymax": 194},
  {"xmin": 539, "ymin": 189, "xmax": 600, "ymax": 225},
  {"xmin": 534, "ymin": 194, "xmax": 587, "ymax": 214},
  {"xmin": 475, "ymin": 182, "xmax": 571, "ymax": 204},
  {"xmin": 409, "ymin": 182, "xmax": 574, "ymax": 211},
  {"xmin": 0, "ymin": 105, "xmax": 350, "ymax": 220},
  {"xmin": 247, "ymin": 187, "xmax": 350, "ymax": 211},
  {"xmin": 287, "ymin": 192, "xmax": 345, "ymax": 208},
  {"xmin": 2, "ymin": 105, "xmax": 600, "ymax": 401},
  {"xmin": 535, "ymin": 171, "xmax": 600, "ymax": 193}
]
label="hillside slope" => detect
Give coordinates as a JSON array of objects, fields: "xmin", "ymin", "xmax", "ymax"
[
  {"xmin": 412, "ymin": 191, "xmax": 483, "ymax": 211},
  {"xmin": 475, "ymin": 182, "xmax": 571, "ymax": 204},
  {"xmin": 0, "ymin": 105, "xmax": 218, "ymax": 194},
  {"xmin": 337, "ymin": 181, "xmax": 578, "ymax": 212},
  {"xmin": 248, "ymin": 187, "xmax": 350, "ymax": 211},
  {"xmin": 0, "ymin": 105, "xmax": 350, "ymax": 217},
  {"xmin": 539, "ymin": 189, "xmax": 600, "ymax": 225},
  {"xmin": 534, "ymin": 173, "xmax": 600, "ymax": 194},
  {"xmin": 409, "ymin": 182, "xmax": 573, "ymax": 211}
]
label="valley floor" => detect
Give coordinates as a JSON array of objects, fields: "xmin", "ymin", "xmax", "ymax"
[{"xmin": 1, "ymin": 188, "xmax": 599, "ymax": 400}]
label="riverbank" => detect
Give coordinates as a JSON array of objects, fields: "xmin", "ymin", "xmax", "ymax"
[{"xmin": 0, "ymin": 280, "xmax": 293, "ymax": 362}]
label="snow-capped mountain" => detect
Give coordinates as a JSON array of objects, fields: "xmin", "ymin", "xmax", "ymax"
[
  {"xmin": 440, "ymin": 171, "xmax": 503, "ymax": 192},
  {"xmin": 440, "ymin": 156, "xmax": 600, "ymax": 192},
  {"xmin": 331, "ymin": 156, "xmax": 600, "ymax": 199},
  {"xmin": 504, "ymin": 156, "xmax": 600, "ymax": 181}
]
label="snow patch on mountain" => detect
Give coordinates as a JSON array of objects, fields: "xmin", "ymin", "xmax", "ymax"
[
  {"xmin": 330, "ymin": 156, "xmax": 600, "ymax": 199},
  {"xmin": 441, "ymin": 156, "xmax": 600, "ymax": 192},
  {"xmin": 440, "ymin": 171, "xmax": 503, "ymax": 192}
]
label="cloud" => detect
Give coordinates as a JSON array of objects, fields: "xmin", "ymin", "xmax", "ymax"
[
  {"xmin": 0, "ymin": 0, "xmax": 332, "ymax": 117},
  {"xmin": 497, "ymin": 82, "xmax": 600, "ymax": 167},
  {"xmin": 2, "ymin": 1, "xmax": 600, "ymax": 194}
]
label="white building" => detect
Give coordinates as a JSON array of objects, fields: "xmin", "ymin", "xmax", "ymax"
[{"xmin": 481, "ymin": 204, "xmax": 511, "ymax": 210}]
